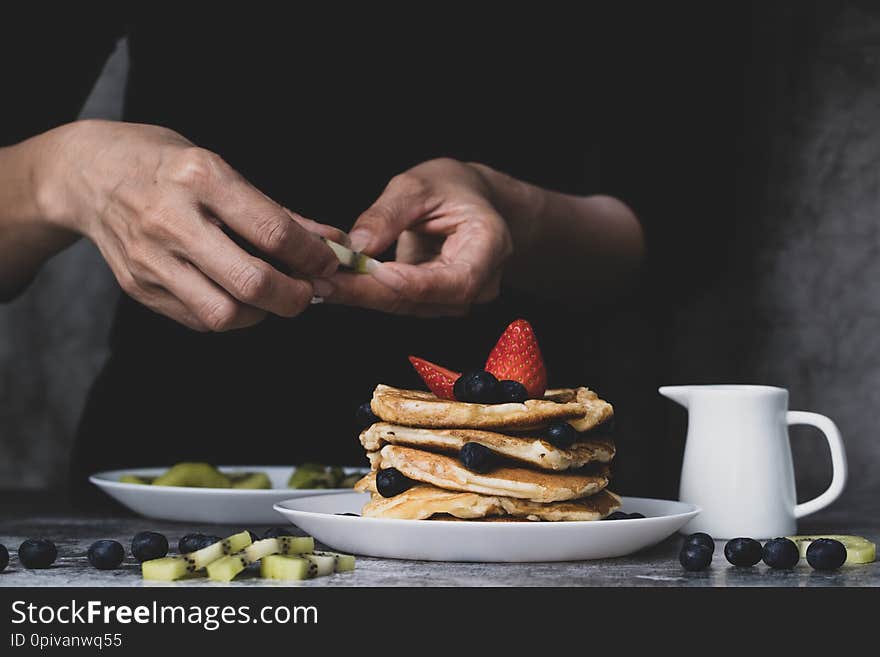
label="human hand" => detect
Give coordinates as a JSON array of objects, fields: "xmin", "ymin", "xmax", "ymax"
[
  {"xmin": 324, "ymin": 158, "xmax": 513, "ymax": 317},
  {"xmin": 41, "ymin": 120, "xmax": 345, "ymax": 330}
]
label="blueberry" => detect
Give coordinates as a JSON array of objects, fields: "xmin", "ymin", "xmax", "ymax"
[
  {"xmin": 627, "ymin": 512, "xmax": 646, "ymax": 519},
  {"xmin": 18, "ymin": 539, "xmax": 57, "ymax": 569},
  {"xmin": 87, "ymin": 540, "xmax": 125, "ymax": 570},
  {"xmin": 497, "ymin": 380, "xmax": 528, "ymax": 403},
  {"xmin": 0, "ymin": 544, "xmax": 8, "ymax": 573},
  {"xmin": 130, "ymin": 532, "xmax": 168, "ymax": 562},
  {"xmin": 459, "ymin": 442, "xmax": 496, "ymax": 474},
  {"xmin": 355, "ymin": 401, "xmax": 380, "ymax": 429},
  {"xmin": 806, "ymin": 538, "xmax": 847, "ymax": 570},
  {"xmin": 684, "ymin": 532, "xmax": 715, "ymax": 553},
  {"xmin": 604, "ymin": 511, "xmax": 630, "ymax": 521},
  {"xmin": 679, "ymin": 544, "xmax": 713, "ymax": 571},
  {"xmin": 545, "ymin": 422, "xmax": 579, "ymax": 448},
  {"xmin": 178, "ymin": 533, "xmax": 219, "ymax": 554},
  {"xmin": 453, "ymin": 371, "xmax": 500, "ymax": 404},
  {"xmin": 724, "ymin": 537, "xmax": 763, "ymax": 567},
  {"xmin": 762, "ymin": 537, "xmax": 800, "ymax": 569},
  {"xmin": 262, "ymin": 527, "xmax": 297, "ymax": 539},
  {"xmin": 376, "ymin": 468, "xmax": 413, "ymax": 498}
]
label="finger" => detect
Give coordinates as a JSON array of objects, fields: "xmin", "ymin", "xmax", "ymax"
[
  {"xmin": 160, "ymin": 259, "xmax": 267, "ymax": 332},
  {"xmin": 284, "ymin": 208, "xmax": 350, "ymax": 247},
  {"xmin": 323, "ymin": 271, "xmax": 468, "ymax": 317},
  {"xmin": 186, "ymin": 222, "xmax": 314, "ymax": 318},
  {"xmin": 137, "ymin": 287, "xmax": 211, "ymax": 331},
  {"xmin": 348, "ymin": 173, "xmax": 436, "ymax": 255},
  {"xmin": 187, "ymin": 153, "xmax": 338, "ymax": 277}
]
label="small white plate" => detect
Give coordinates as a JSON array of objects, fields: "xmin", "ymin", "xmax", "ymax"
[
  {"xmin": 90, "ymin": 466, "xmax": 366, "ymax": 524},
  {"xmin": 274, "ymin": 493, "xmax": 700, "ymax": 562}
]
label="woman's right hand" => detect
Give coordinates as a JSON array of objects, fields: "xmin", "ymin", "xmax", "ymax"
[{"xmin": 39, "ymin": 120, "xmax": 344, "ymax": 331}]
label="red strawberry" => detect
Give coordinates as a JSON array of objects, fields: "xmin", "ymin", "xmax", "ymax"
[
  {"xmin": 484, "ymin": 319, "xmax": 547, "ymax": 398},
  {"xmin": 408, "ymin": 356, "xmax": 460, "ymax": 400}
]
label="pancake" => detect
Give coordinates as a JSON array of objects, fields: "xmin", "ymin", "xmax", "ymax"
[
  {"xmin": 371, "ymin": 444, "xmax": 611, "ymax": 502},
  {"xmin": 356, "ymin": 472, "xmax": 622, "ymax": 521},
  {"xmin": 370, "ymin": 384, "xmax": 612, "ymax": 431},
  {"xmin": 360, "ymin": 423, "xmax": 615, "ymax": 471}
]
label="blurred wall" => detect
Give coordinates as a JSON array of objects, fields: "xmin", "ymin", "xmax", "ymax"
[{"xmin": 1, "ymin": 5, "xmax": 879, "ymax": 513}]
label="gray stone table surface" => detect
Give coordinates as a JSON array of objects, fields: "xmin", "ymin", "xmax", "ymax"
[{"xmin": 0, "ymin": 493, "xmax": 876, "ymax": 587}]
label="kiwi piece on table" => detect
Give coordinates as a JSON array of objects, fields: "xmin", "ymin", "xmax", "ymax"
[
  {"xmin": 207, "ymin": 536, "xmax": 315, "ymax": 582},
  {"xmin": 228, "ymin": 472, "xmax": 272, "ymax": 489},
  {"xmin": 261, "ymin": 554, "xmax": 312, "ymax": 580},
  {"xmin": 142, "ymin": 530, "xmax": 252, "ymax": 581},
  {"xmin": 152, "ymin": 463, "xmax": 231, "ymax": 488},
  {"xmin": 787, "ymin": 535, "xmax": 876, "ymax": 564}
]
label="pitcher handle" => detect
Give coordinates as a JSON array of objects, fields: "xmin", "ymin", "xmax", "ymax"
[{"xmin": 787, "ymin": 411, "xmax": 848, "ymax": 518}]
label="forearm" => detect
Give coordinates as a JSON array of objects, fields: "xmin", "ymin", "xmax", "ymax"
[
  {"xmin": 0, "ymin": 127, "xmax": 80, "ymax": 301},
  {"xmin": 474, "ymin": 164, "xmax": 645, "ymax": 301}
]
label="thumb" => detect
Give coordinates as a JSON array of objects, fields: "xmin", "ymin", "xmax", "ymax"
[{"xmin": 348, "ymin": 174, "xmax": 433, "ymax": 256}]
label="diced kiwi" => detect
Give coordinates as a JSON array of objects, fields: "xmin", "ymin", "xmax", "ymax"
[
  {"xmin": 119, "ymin": 474, "xmax": 155, "ymax": 485},
  {"xmin": 152, "ymin": 463, "xmax": 231, "ymax": 488},
  {"xmin": 312, "ymin": 550, "xmax": 356, "ymax": 572},
  {"xmin": 261, "ymin": 554, "xmax": 312, "ymax": 580},
  {"xmin": 228, "ymin": 472, "xmax": 272, "ymax": 489},
  {"xmin": 142, "ymin": 557, "xmax": 190, "ymax": 581},
  {"xmin": 207, "ymin": 536, "xmax": 315, "ymax": 582},
  {"xmin": 301, "ymin": 553, "xmax": 337, "ymax": 576},
  {"xmin": 288, "ymin": 468, "xmax": 331, "ymax": 489},
  {"xmin": 184, "ymin": 530, "xmax": 252, "ymax": 570},
  {"xmin": 787, "ymin": 535, "xmax": 876, "ymax": 564}
]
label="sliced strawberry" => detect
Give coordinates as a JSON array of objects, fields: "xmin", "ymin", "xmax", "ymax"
[
  {"xmin": 484, "ymin": 319, "xmax": 547, "ymax": 398},
  {"xmin": 408, "ymin": 356, "xmax": 460, "ymax": 400}
]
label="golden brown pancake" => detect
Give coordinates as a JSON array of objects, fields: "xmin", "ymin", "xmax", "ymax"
[
  {"xmin": 369, "ymin": 445, "xmax": 611, "ymax": 502},
  {"xmin": 360, "ymin": 423, "xmax": 615, "ymax": 471},
  {"xmin": 356, "ymin": 472, "xmax": 622, "ymax": 521},
  {"xmin": 370, "ymin": 384, "xmax": 612, "ymax": 431}
]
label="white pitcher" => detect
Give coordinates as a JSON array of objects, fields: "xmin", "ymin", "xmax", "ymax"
[{"xmin": 659, "ymin": 385, "xmax": 847, "ymax": 539}]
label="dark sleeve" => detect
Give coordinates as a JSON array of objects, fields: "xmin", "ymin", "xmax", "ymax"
[
  {"xmin": 0, "ymin": 10, "xmax": 126, "ymax": 146},
  {"xmin": 595, "ymin": 3, "xmax": 754, "ymax": 294}
]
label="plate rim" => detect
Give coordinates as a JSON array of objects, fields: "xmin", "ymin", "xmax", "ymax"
[
  {"xmin": 274, "ymin": 493, "xmax": 701, "ymax": 526},
  {"xmin": 89, "ymin": 465, "xmax": 367, "ymax": 496}
]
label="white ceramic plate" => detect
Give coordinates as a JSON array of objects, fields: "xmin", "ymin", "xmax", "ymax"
[
  {"xmin": 90, "ymin": 466, "xmax": 366, "ymax": 524},
  {"xmin": 274, "ymin": 493, "xmax": 700, "ymax": 562}
]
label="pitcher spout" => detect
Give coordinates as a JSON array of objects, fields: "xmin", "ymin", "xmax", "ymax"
[{"xmin": 659, "ymin": 386, "xmax": 692, "ymax": 408}]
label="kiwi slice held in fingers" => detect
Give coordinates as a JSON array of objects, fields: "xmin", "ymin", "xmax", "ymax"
[{"xmin": 786, "ymin": 535, "xmax": 876, "ymax": 564}]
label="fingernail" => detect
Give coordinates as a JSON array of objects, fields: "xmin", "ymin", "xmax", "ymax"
[
  {"xmin": 313, "ymin": 279, "xmax": 335, "ymax": 297},
  {"xmin": 349, "ymin": 229, "xmax": 372, "ymax": 253},
  {"xmin": 372, "ymin": 264, "xmax": 406, "ymax": 292}
]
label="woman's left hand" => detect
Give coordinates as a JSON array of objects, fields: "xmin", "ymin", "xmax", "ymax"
[{"xmin": 323, "ymin": 158, "xmax": 513, "ymax": 317}]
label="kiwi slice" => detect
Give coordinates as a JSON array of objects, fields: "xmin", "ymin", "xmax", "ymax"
[
  {"xmin": 142, "ymin": 530, "xmax": 252, "ymax": 581},
  {"xmin": 228, "ymin": 472, "xmax": 272, "ymax": 489},
  {"xmin": 301, "ymin": 553, "xmax": 337, "ymax": 576},
  {"xmin": 787, "ymin": 535, "xmax": 876, "ymax": 564},
  {"xmin": 206, "ymin": 537, "xmax": 315, "ymax": 582},
  {"xmin": 152, "ymin": 463, "xmax": 231, "ymax": 488},
  {"xmin": 261, "ymin": 554, "xmax": 312, "ymax": 580},
  {"xmin": 119, "ymin": 474, "xmax": 155, "ymax": 485},
  {"xmin": 311, "ymin": 550, "xmax": 356, "ymax": 572}
]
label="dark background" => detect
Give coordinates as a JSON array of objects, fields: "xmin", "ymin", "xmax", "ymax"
[{"xmin": 0, "ymin": 2, "xmax": 877, "ymax": 513}]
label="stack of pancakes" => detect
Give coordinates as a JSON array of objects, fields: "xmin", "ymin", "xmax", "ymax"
[{"xmin": 354, "ymin": 384, "xmax": 620, "ymax": 521}]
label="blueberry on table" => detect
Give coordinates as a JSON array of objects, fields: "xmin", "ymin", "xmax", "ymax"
[
  {"xmin": 806, "ymin": 538, "xmax": 847, "ymax": 570},
  {"xmin": 497, "ymin": 380, "xmax": 529, "ymax": 403},
  {"xmin": 355, "ymin": 401, "xmax": 380, "ymax": 429},
  {"xmin": 603, "ymin": 511, "xmax": 630, "ymax": 521},
  {"xmin": 178, "ymin": 534, "xmax": 221, "ymax": 553},
  {"xmin": 87, "ymin": 540, "xmax": 125, "ymax": 570},
  {"xmin": 376, "ymin": 468, "xmax": 414, "ymax": 498},
  {"xmin": 18, "ymin": 539, "xmax": 57, "ymax": 569},
  {"xmin": 0, "ymin": 544, "xmax": 8, "ymax": 573},
  {"xmin": 724, "ymin": 537, "xmax": 763, "ymax": 567},
  {"xmin": 453, "ymin": 371, "xmax": 500, "ymax": 404},
  {"xmin": 679, "ymin": 544, "xmax": 713, "ymax": 571},
  {"xmin": 131, "ymin": 531, "xmax": 168, "ymax": 562},
  {"xmin": 262, "ymin": 527, "xmax": 297, "ymax": 539},
  {"xmin": 684, "ymin": 532, "xmax": 715, "ymax": 553},
  {"xmin": 459, "ymin": 442, "xmax": 496, "ymax": 474},
  {"xmin": 762, "ymin": 537, "xmax": 800, "ymax": 569},
  {"xmin": 545, "ymin": 422, "xmax": 578, "ymax": 448}
]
